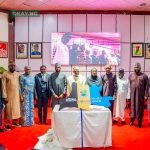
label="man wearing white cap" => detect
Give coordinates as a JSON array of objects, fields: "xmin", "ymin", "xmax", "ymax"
[{"xmin": 113, "ymin": 68, "xmax": 130, "ymax": 125}]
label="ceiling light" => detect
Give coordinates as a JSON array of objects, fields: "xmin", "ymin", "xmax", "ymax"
[{"xmin": 139, "ymin": 3, "xmax": 147, "ymax": 7}]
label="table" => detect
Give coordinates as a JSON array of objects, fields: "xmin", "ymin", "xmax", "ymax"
[{"xmin": 52, "ymin": 105, "xmax": 112, "ymax": 148}]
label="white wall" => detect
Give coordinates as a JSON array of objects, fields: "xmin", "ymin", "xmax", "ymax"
[
  {"xmin": 15, "ymin": 14, "xmax": 150, "ymax": 77},
  {"xmin": 0, "ymin": 12, "xmax": 8, "ymax": 69}
]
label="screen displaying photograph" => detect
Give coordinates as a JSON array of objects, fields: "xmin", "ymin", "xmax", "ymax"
[{"xmin": 51, "ymin": 32, "xmax": 121, "ymax": 65}]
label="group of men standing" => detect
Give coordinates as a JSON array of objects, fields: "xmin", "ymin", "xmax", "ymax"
[
  {"xmin": 0, "ymin": 61, "xmax": 149, "ymax": 132},
  {"xmin": 0, "ymin": 62, "xmax": 51, "ymax": 131}
]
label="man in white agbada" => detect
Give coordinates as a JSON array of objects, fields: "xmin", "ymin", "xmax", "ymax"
[
  {"xmin": 67, "ymin": 66, "xmax": 86, "ymax": 95},
  {"xmin": 113, "ymin": 68, "xmax": 130, "ymax": 125}
]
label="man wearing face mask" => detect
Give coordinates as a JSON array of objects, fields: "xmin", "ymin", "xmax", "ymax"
[
  {"xmin": 113, "ymin": 68, "xmax": 130, "ymax": 125},
  {"xmin": 35, "ymin": 65, "xmax": 50, "ymax": 124},
  {"xmin": 129, "ymin": 63, "xmax": 149, "ymax": 127},
  {"xmin": 2, "ymin": 61, "xmax": 21, "ymax": 130},
  {"xmin": 49, "ymin": 63, "xmax": 67, "ymax": 109}
]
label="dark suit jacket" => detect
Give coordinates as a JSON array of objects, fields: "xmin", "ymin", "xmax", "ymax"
[
  {"xmin": 35, "ymin": 73, "xmax": 51, "ymax": 98},
  {"xmin": 0, "ymin": 78, "xmax": 2, "ymax": 110}
]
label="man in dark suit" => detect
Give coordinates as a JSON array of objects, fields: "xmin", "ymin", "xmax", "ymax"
[
  {"xmin": 35, "ymin": 65, "xmax": 50, "ymax": 124},
  {"xmin": 101, "ymin": 65, "xmax": 117, "ymax": 117}
]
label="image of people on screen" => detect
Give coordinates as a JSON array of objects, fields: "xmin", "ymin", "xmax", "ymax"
[
  {"xmin": 99, "ymin": 50, "xmax": 108, "ymax": 65},
  {"xmin": 52, "ymin": 33, "xmax": 71, "ymax": 65},
  {"xmin": 85, "ymin": 50, "xmax": 92, "ymax": 64},
  {"xmin": 51, "ymin": 32, "xmax": 121, "ymax": 65},
  {"xmin": 91, "ymin": 48, "xmax": 99, "ymax": 64}
]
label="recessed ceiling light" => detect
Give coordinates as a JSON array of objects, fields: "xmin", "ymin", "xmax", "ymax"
[{"xmin": 139, "ymin": 3, "xmax": 147, "ymax": 7}]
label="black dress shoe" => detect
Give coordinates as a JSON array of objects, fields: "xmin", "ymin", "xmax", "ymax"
[
  {"xmin": 43, "ymin": 120, "xmax": 47, "ymax": 125},
  {"xmin": 0, "ymin": 128, "xmax": 5, "ymax": 132},
  {"xmin": 12, "ymin": 122, "xmax": 21, "ymax": 127},
  {"xmin": 129, "ymin": 121, "xmax": 134, "ymax": 126},
  {"xmin": 113, "ymin": 120, "xmax": 118, "ymax": 124},
  {"xmin": 138, "ymin": 122, "xmax": 142, "ymax": 128},
  {"xmin": 5, "ymin": 125, "xmax": 11, "ymax": 131},
  {"xmin": 38, "ymin": 122, "xmax": 42, "ymax": 125},
  {"xmin": 121, "ymin": 121, "xmax": 126, "ymax": 125}
]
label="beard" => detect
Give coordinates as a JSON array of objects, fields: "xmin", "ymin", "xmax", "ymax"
[{"xmin": 135, "ymin": 69, "xmax": 140, "ymax": 74}]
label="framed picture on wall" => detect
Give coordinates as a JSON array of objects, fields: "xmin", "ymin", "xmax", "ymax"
[
  {"xmin": 30, "ymin": 42, "xmax": 42, "ymax": 59},
  {"xmin": 16, "ymin": 43, "xmax": 28, "ymax": 59},
  {"xmin": 0, "ymin": 42, "xmax": 8, "ymax": 58},
  {"xmin": 132, "ymin": 43, "xmax": 144, "ymax": 57},
  {"xmin": 145, "ymin": 43, "xmax": 150, "ymax": 59}
]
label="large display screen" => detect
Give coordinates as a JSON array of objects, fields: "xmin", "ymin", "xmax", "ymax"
[{"xmin": 51, "ymin": 32, "xmax": 121, "ymax": 65}]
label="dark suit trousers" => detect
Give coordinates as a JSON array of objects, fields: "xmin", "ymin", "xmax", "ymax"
[
  {"xmin": 0, "ymin": 108, "xmax": 2, "ymax": 126},
  {"xmin": 37, "ymin": 92, "xmax": 49, "ymax": 122}
]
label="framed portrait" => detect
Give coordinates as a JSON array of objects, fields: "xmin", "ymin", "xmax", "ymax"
[
  {"xmin": 30, "ymin": 42, "xmax": 42, "ymax": 59},
  {"xmin": 0, "ymin": 42, "xmax": 8, "ymax": 58},
  {"xmin": 16, "ymin": 43, "xmax": 28, "ymax": 59},
  {"xmin": 132, "ymin": 43, "xmax": 144, "ymax": 57},
  {"xmin": 145, "ymin": 43, "xmax": 150, "ymax": 59}
]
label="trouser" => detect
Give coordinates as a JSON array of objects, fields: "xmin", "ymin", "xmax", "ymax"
[
  {"xmin": 109, "ymin": 100, "xmax": 114, "ymax": 117},
  {"xmin": 51, "ymin": 97, "xmax": 60, "ymax": 110},
  {"xmin": 37, "ymin": 92, "xmax": 48, "ymax": 122},
  {"xmin": 0, "ymin": 108, "xmax": 2, "ymax": 126}
]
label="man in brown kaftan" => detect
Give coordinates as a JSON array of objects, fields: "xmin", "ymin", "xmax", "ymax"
[
  {"xmin": 2, "ymin": 61, "xmax": 21, "ymax": 130},
  {"xmin": 129, "ymin": 63, "xmax": 149, "ymax": 127}
]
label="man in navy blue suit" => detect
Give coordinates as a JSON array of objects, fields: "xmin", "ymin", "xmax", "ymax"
[{"xmin": 35, "ymin": 65, "xmax": 50, "ymax": 124}]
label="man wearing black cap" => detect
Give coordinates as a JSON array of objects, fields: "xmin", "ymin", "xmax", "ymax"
[
  {"xmin": 129, "ymin": 62, "xmax": 149, "ymax": 127},
  {"xmin": 49, "ymin": 63, "xmax": 67, "ymax": 109},
  {"xmin": 113, "ymin": 68, "xmax": 130, "ymax": 125}
]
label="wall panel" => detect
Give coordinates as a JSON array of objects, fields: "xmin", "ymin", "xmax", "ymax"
[
  {"xmin": 15, "ymin": 17, "xmax": 28, "ymax": 42},
  {"xmin": 102, "ymin": 14, "xmax": 116, "ymax": 32},
  {"xmin": 131, "ymin": 15, "xmax": 144, "ymax": 42},
  {"xmin": 58, "ymin": 14, "xmax": 72, "ymax": 32},
  {"xmin": 117, "ymin": 15, "xmax": 130, "ymax": 43},
  {"xmin": 73, "ymin": 14, "xmax": 86, "ymax": 32},
  {"xmin": 29, "ymin": 15, "xmax": 43, "ymax": 42},
  {"xmin": 43, "ymin": 14, "xmax": 57, "ymax": 42},
  {"xmin": 87, "ymin": 14, "xmax": 101, "ymax": 32}
]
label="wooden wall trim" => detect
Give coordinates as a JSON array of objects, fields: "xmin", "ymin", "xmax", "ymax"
[
  {"xmin": 8, "ymin": 22, "xmax": 15, "ymax": 61},
  {"xmin": 1, "ymin": 9, "xmax": 150, "ymax": 15}
]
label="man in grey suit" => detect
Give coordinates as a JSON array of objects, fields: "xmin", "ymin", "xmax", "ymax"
[{"xmin": 35, "ymin": 65, "xmax": 50, "ymax": 124}]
